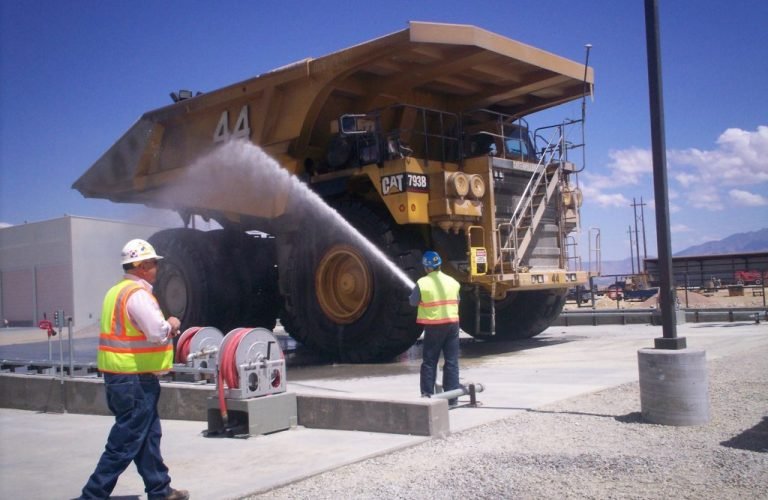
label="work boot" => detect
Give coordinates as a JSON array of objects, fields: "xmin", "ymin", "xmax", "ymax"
[{"xmin": 164, "ymin": 488, "xmax": 189, "ymax": 500}]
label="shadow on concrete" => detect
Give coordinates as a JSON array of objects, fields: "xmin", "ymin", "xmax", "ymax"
[
  {"xmin": 721, "ymin": 416, "xmax": 768, "ymax": 453},
  {"xmin": 690, "ymin": 322, "xmax": 759, "ymax": 329},
  {"xmin": 69, "ymin": 497, "xmax": 141, "ymax": 500},
  {"xmin": 457, "ymin": 336, "xmax": 575, "ymax": 360},
  {"xmin": 455, "ymin": 405, "xmax": 644, "ymax": 424}
]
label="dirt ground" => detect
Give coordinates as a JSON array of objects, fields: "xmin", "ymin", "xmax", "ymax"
[{"xmin": 563, "ymin": 286, "xmax": 767, "ymax": 311}]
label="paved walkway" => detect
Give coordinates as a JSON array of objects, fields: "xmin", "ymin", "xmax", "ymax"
[{"xmin": 1, "ymin": 321, "xmax": 766, "ymax": 499}]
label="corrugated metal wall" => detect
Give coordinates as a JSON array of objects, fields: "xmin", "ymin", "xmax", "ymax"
[{"xmin": 644, "ymin": 252, "xmax": 768, "ymax": 288}]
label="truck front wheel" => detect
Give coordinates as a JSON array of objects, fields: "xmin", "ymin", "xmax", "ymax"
[{"xmin": 279, "ymin": 200, "xmax": 423, "ymax": 362}]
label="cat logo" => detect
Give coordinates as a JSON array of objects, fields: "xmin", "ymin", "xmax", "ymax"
[
  {"xmin": 381, "ymin": 174, "xmax": 404, "ymax": 195},
  {"xmin": 381, "ymin": 173, "xmax": 428, "ymax": 195}
]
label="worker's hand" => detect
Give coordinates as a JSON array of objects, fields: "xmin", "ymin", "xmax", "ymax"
[{"xmin": 167, "ymin": 316, "xmax": 181, "ymax": 336}]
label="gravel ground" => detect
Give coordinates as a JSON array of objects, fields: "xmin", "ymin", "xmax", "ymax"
[{"xmin": 249, "ymin": 344, "xmax": 768, "ymax": 500}]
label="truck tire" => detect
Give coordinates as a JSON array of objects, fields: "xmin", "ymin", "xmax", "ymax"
[
  {"xmin": 459, "ymin": 289, "xmax": 566, "ymax": 341},
  {"xmin": 150, "ymin": 228, "xmax": 221, "ymax": 329},
  {"xmin": 204, "ymin": 229, "xmax": 280, "ymax": 331},
  {"xmin": 279, "ymin": 200, "xmax": 423, "ymax": 362},
  {"xmin": 150, "ymin": 228, "xmax": 280, "ymax": 332}
]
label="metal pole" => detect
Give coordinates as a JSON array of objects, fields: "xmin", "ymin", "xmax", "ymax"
[
  {"xmin": 67, "ymin": 316, "xmax": 74, "ymax": 377},
  {"xmin": 431, "ymin": 383, "xmax": 485, "ymax": 406},
  {"xmin": 632, "ymin": 198, "xmax": 642, "ymax": 273},
  {"xmin": 628, "ymin": 226, "xmax": 636, "ymax": 274},
  {"xmin": 46, "ymin": 313, "xmax": 52, "ymax": 361},
  {"xmin": 640, "ymin": 196, "xmax": 648, "ymax": 260},
  {"xmin": 644, "ymin": 0, "xmax": 685, "ymax": 349},
  {"xmin": 58, "ymin": 310, "xmax": 65, "ymax": 382}
]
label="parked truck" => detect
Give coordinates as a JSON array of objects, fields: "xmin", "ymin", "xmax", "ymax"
[
  {"xmin": 734, "ymin": 270, "xmax": 767, "ymax": 286},
  {"xmin": 74, "ymin": 22, "xmax": 594, "ymax": 362}
]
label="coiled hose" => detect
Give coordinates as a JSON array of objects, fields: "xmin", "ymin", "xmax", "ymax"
[
  {"xmin": 216, "ymin": 328, "xmax": 252, "ymax": 423},
  {"xmin": 174, "ymin": 327, "xmax": 202, "ymax": 364}
]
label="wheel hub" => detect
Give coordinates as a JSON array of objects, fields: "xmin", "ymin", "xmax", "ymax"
[
  {"xmin": 315, "ymin": 244, "xmax": 372, "ymax": 324},
  {"xmin": 161, "ymin": 268, "xmax": 188, "ymax": 319}
]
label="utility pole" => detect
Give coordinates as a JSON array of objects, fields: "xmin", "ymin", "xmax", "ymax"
[
  {"xmin": 631, "ymin": 197, "xmax": 647, "ymax": 272},
  {"xmin": 640, "ymin": 196, "xmax": 648, "ymax": 260},
  {"xmin": 628, "ymin": 225, "xmax": 636, "ymax": 274}
]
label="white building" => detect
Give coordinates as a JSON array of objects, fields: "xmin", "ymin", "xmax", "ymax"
[{"xmin": 0, "ymin": 216, "xmax": 165, "ymax": 329}]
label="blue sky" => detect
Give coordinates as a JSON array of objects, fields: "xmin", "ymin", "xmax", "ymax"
[{"xmin": 1, "ymin": 0, "xmax": 766, "ymax": 262}]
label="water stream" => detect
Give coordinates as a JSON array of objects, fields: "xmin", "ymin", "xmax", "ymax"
[{"xmin": 170, "ymin": 140, "xmax": 416, "ymax": 290}]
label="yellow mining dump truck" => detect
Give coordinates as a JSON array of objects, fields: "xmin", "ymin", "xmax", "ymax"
[{"xmin": 74, "ymin": 21, "xmax": 594, "ymax": 362}]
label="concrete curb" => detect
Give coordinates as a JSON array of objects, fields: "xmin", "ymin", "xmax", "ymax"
[{"xmin": 0, "ymin": 373, "xmax": 448, "ymax": 437}]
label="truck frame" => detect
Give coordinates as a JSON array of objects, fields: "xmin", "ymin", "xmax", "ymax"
[{"xmin": 74, "ymin": 22, "xmax": 595, "ymax": 362}]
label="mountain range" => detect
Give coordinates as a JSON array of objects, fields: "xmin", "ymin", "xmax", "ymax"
[
  {"xmin": 673, "ymin": 228, "xmax": 768, "ymax": 256},
  {"xmin": 598, "ymin": 228, "xmax": 768, "ymax": 275}
]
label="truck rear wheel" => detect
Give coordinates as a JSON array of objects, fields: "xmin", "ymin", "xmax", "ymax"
[
  {"xmin": 279, "ymin": 200, "xmax": 423, "ymax": 362},
  {"xmin": 150, "ymin": 228, "xmax": 219, "ymax": 329},
  {"xmin": 459, "ymin": 289, "xmax": 566, "ymax": 341},
  {"xmin": 150, "ymin": 228, "xmax": 280, "ymax": 332}
]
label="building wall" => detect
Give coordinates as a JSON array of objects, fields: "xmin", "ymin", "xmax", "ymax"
[{"xmin": 0, "ymin": 216, "xmax": 164, "ymax": 328}]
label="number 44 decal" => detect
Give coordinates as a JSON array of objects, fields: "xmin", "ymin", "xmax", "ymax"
[{"xmin": 214, "ymin": 105, "xmax": 250, "ymax": 142}]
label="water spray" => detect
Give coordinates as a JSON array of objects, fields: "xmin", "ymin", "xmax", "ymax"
[{"xmin": 177, "ymin": 140, "xmax": 416, "ymax": 290}]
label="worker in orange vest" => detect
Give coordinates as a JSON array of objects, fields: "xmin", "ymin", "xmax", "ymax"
[
  {"xmin": 409, "ymin": 250, "xmax": 461, "ymax": 406},
  {"xmin": 80, "ymin": 239, "xmax": 188, "ymax": 500}
]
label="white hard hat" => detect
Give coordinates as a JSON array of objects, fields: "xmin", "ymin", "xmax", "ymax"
[{"xmin": 121, "ymin": 239, "xmax": 163, "ymax": 266}]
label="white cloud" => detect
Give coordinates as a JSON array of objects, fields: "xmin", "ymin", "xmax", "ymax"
[
  {"xmin": 729, "ymin": 189, "xmax": 768, "ymax": 206},
  {"xmin": 671, "ymin": 223, "xmax": 692, "ymax": 233},
  {"xmin": 584, "ymin": 147, "xmax": 652, "ymax": 190},
  {"xmin": 585, "ymin": 126, "xmax": 767, "ymax": 214},
  {"xmin": 673, "ymin": 172, "xmax": 698, "ymax": 188},
  {"xmin": 606, "ymin": 147, "xmax": 653, "ymax": 182},
  {"xmin": 580, "ymin": 184, "xmax": 630, "ymax": 207},
  {"xmin": 686, "ymin": 185, "xmax": 724, "ymax": 211},
  {"xmin": 669, "ymin": 125, "xmax": 768, "ymax": 186},
  {"xmin": 0, "ymin": 222, "xmax": 12, "ymax": 229}
]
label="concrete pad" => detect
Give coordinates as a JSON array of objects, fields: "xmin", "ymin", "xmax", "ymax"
[
  {"xmin": 1, "ymin": 322, "xmax": 767, "ymax": 499},
  {"xmin": 0, "ymin": 408, "xmax": 426, "ymax": 500}
]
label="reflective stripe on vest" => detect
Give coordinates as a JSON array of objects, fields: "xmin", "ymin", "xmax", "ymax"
[
  {"xmin": 97, "ymin": 279, "xmax": 173, "ymax": 374},
  {"xmin": 416, "ymin": 271, "xmax": 460, "ymax": 325}
]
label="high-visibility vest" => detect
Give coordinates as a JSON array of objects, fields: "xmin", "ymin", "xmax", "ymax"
[
  {"xmin": 97, "ymin": 279, "xmax": 173, "ymax": 374},
  {"xmin": 416, "ymin": 270, "xmax": 460, "ymax": 325}
]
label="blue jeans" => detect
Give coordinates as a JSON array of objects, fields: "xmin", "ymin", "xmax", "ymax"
[
  {"xmin": 420, "ymin": 322, "xmax": 460, "ymax": 404},
  {"xmin": 81, "ymin": 373, "xmax": 172, "ymax": 499}
]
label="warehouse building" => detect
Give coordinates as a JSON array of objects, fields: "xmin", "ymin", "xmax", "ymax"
[{"xmin": 0, "ymin": 216, "xmax": 166, "ymax": 329}]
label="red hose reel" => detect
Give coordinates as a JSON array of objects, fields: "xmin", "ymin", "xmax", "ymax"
[{"xmin": 176, "ymin": 326, "xmax": 287, "ymax": 424}]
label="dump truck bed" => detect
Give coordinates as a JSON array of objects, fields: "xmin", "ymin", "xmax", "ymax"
[{"xmin": 73, "ymin": 21, "xmax": 593, "ymax": 218}]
